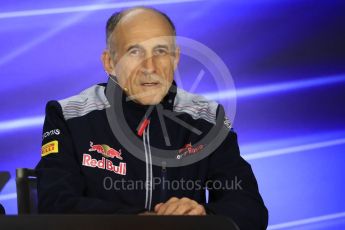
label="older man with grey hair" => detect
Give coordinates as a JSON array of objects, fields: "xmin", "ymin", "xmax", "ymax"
[{"xmin": 36, "ymin": 7, "xmax": 268, "ymax": 230}]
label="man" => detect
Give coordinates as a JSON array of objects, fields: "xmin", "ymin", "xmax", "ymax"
[{"xmin": 36, "ymin": 7, "xmax": 268, "ymax": 229}]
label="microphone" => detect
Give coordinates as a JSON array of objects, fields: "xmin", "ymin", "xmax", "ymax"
[{"xmin": 107, "ymin": 73, "xmax": 128, "ymax": 92}]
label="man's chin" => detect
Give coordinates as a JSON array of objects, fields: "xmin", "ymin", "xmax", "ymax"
[
  {"xmin": 137, "ymin": 97, "xmax": 163, "ymax": 105},
  {"xmin": 133, "ymin": 88, "xmax": 168, "ymax": 105}
]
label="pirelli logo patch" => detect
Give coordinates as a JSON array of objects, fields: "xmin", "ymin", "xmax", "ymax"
[{"xmin": 41, "ymin": 140, "xmax": 59, "ymax": 157}]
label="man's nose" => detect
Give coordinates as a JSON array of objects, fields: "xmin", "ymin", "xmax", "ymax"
[{"xmin": 141, "ymin": 56, "xmax": 156, "ymax": 75}]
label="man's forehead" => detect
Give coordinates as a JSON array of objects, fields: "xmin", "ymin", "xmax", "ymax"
[
  {"xmin": 113, "ymin": 26, "xmax": 175, "ymax": 51},
  {"xmin": 124, "ymin": 36, "xmax": 175, "ymax": 48}
]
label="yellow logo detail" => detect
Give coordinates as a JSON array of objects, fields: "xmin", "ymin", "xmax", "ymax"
[{"xmin": 41, "ymin": 140, "xmax": 59, "ymax": 157}]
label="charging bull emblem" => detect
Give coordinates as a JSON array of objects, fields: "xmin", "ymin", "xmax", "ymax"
[{"xmin": 89, "ymin": 141, "xmax": 123, "ymax": 160}]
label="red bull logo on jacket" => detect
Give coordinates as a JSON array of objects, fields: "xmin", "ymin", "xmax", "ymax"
[
  {"xmin": 82, "ymin": 154, "xmax": 126, "ymax": 175},
  {"xmin": 89, "ymin": 141, "xmax": 123, "ymax": 160}
]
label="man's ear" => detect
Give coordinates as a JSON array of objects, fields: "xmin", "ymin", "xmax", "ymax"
[
  {"xmin": 173, "ymin": 46, "xmax": 181, "ymax": 71},
  {"xmin": 101, "ymin": 50, "xmax": 114, "ymax": 74}
]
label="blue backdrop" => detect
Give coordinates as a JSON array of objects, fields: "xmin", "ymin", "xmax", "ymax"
[{"xmin": 1, "ymin": 1, "xmax": 345, "ymax": 229}]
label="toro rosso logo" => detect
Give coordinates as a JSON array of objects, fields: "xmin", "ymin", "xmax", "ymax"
[
  {"xmin": 177, "ymin": 142, "xmax": 204, "ymax": 159},
  {"xmin": 89, "ymin": 141, "xmax": 123, "ymax": 160}
]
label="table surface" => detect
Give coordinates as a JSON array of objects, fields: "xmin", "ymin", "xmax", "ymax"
[{"xmin": 0, "ymin": 215, "xmax": 239, "ymax": 230}]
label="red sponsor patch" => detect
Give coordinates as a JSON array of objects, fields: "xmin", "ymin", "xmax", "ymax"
[{"xmin": 177, "ymin": 142, "xmax": 204, "ymax": 159}]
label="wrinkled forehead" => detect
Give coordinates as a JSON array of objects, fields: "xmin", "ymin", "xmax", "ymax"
[{"xmin": 123, "ymin": 36, "xmax": 176, "ymax": 51}]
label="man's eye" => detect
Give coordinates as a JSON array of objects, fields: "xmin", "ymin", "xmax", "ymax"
[
  {"xmin": 154, "ymin": 48, "xmax": 168, "ymax": 56},
  {"xmin": 129, "ymin": 49, "xmax": 142, "ymax": 56}
]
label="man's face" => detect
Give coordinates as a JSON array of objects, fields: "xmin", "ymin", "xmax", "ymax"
[{"xmin": 108, "ymin": 10, "xmax": 180, "ymax": 105}]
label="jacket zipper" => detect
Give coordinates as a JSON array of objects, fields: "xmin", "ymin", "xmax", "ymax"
[
  {"xmin": 143, "ymin": 122, "xmax": 153, "ymax": 211},
  {"xmin": 160, "ymin": 161, "xmax": 167, "ymax": 203}
]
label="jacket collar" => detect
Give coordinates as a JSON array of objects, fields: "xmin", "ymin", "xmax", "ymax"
[{"xmin": 103, "ymin": 80, "xmax": 178, "ymax": 134}]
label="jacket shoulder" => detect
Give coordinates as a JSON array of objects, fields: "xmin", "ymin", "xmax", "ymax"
[
  {"xmin": 173, "ymin": 88, "xmax": 218, "ymax": 125},
  {"xmin": 58, "ymin": 84, "xmax": 109, "ymax": 120}
]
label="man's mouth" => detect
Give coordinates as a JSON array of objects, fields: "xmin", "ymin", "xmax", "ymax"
[{"xmin": 141, "ymin": 82, "xmax": 160, "ymax": 87}]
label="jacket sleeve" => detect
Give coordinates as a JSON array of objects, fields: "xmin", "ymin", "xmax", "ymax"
[
  {"xmin": 204, "ymin": 114, "xmax": 268, "ymax": 229},
  {"xmin": 35, "ymin": 101, "xmax": 144, "ymax": 214}
]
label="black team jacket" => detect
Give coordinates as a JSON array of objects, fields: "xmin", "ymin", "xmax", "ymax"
[{"xmin": 36, "ymin": 81, "xmax": 268, "ymax": 229}]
